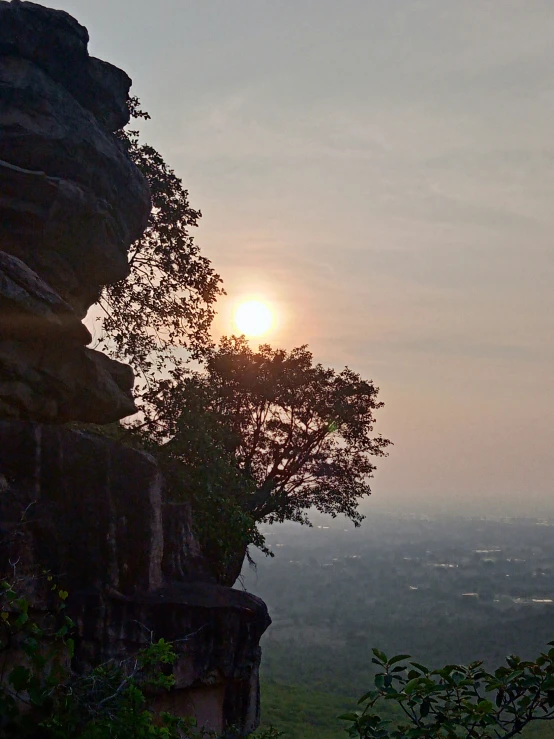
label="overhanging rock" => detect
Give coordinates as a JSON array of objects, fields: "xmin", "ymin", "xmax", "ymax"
[{"xmin": 0, "ymin": 0, "xmax": 151, "ymax": 424}]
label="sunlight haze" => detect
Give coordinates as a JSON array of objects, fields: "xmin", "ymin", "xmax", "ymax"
[
  {"xmin": 234, "ymin": 300, "xmax": 274, "ymax": 337},
  {"xmin": 65, "ymin": 0, "xmax": 554, "ymax": 515}
]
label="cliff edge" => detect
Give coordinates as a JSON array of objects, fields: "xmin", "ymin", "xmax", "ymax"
[{"xmin": 0, "ymin": 2, "xmax": 270, "ymax": 735}]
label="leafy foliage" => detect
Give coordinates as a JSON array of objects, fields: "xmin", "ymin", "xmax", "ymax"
[
  {"xmin": 0, "ymin": 576, "xmax": 73, "ymax": 735},
  {"xmin": 0, "ymin": 574, "xmax": 188, "ymax": 738},
  {"xmin": 98, "ymin": 98, "xmax": 223, "ymax": 382},
  {"xmin": 142, "ymin": 336, "xmax": 390, "ymax": 526},
  {"xmin": 340, "ymin": 647, "xmax": 554, "ymax": 739},
  {"xmin": 86, "ymin": 99, "xmax": 389, "ymax": 583},
  {"xmin": 134, "ymin": 336, "xmax": 389, "ymax": 582},
  {"xmin": 147, "ymin": 382, "xmax": 268, "ymax": 581}
]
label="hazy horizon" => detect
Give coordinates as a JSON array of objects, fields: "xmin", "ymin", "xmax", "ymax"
[{"xmin": 57, "ymin": 0, "xmax": 554, "ymax": 516}]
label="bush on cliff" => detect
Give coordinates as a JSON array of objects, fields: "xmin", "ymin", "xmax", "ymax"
[{"xmin": 135, "ymin": 336, "xmax": 390, "ymax": 584}]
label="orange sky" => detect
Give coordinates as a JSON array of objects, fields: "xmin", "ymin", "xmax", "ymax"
[{"xmin": 73, "ymin": 0, "xmax": 554, "ymax": 515}]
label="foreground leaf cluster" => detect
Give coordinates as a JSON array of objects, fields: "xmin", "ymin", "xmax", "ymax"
[{"xmin": 340, "ymin": 647, "xmax": 554, "ymax": 738}]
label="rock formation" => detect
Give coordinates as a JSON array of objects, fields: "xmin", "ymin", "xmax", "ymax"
[
  {"xmin": 0, "ymin": 422, "xmax": 270, "ymax": 734},
  {"xmin": 0, "ymin": 0, "xmax": 150, "ymax": 423},
  {"xmin": 0, "ymin": 2, "xmax": 270, "ymax": 735}
]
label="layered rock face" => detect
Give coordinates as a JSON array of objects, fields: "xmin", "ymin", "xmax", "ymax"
[
  {"xmin": 0, "ymin": 422, "xmax": 270, "ymax": 734},
  {"xmin": 0, "ymin": 3, "xmax": 271, "ymax": 735},
  {"xmin": 0, "ymin": 249, "xmax": 135, "ymax": 421},
  {"xmin": 0, "ymin": 0, "xmax": 151, "ymax": 424}
]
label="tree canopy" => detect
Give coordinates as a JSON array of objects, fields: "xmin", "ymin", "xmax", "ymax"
[
  {"xmin": 142, "ymin": 336, "xmax": 390, "ymax": 529},
  {"xmin": 90, "ymin": 102, "xmax": 390, "ymax": 583}
]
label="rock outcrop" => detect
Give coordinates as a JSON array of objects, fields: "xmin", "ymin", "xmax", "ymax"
[
  {"xmin": 0, "ymin": 3, "xmax": 271, "ymax": 735},
  {"xmin": 0, "ymin": 0, "xmax": 151, "ymax": 424},
  {"xmin": 0, "ymin": 422, "xmax": 271, "ymax": 735},
  {"xmin": 0, "ymin": 250, "xmax": 135, "ymax": 420},
  {"xmin": 0, "ymin": 1, "xmax": 150, "ymax": 313}
]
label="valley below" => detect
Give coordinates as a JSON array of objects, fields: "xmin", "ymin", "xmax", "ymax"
[{"xmin": 242, "ymin": 512, "xmax": 554, "ymax": 737}]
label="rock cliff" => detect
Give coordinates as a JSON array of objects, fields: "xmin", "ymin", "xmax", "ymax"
[
  {"xmin": 0, "ymin": 422, "xmax": 270, "ymax": 734},
  {"xmin": 0, "ymin": 2, "xmax": 270, "ymax": 735},
  {"xmin": 0, "ymin": 0, "xmax": 148, "ymax": 424}
]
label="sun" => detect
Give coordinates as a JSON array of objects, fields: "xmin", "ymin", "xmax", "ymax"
[{"xmin": 234, "ymin": 300, "xmax": 273, "ymax": 337}]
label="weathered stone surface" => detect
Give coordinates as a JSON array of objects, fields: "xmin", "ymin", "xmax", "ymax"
[
  {"xmin": 0, "ymin": 250, "xmax": 90, "ymax": 342},
  {"xmin": 0, "ymin": 158, "xmax": 133, "ymax": 315},
  {"xmin": 162, "ymin": 501, "xmax": 215, "ymax": 583},
  {"xmin": 0, "ymin": 0, "xmax": 151, "ymax": 423},
  {"xmin": 0, "ymin": 0, "xmax": 131, "ymax": 131},
  {"xmin": 0, "ymin": 56, "xmax": 150, "ymax": 315},
  {"xmin": 0, "ymin": 340, "xmax": 136, "ymax": 423},
  {"xmin": 72, "ymin": 586, "xmax": 269, "ymax": 736},
  {"xmin": 0, "ymin": 251, "xmax": 136, "ymax": 422},
  {"xmin": 0, "ymin": 422, "xmax": 271, "ymax": 734},
  {"xmin": 0, "ymin": 422, "xmax": 163, "ymax": 593}
]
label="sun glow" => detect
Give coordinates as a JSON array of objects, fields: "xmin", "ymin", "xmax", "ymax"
[{"xmin": 234, "ymin": 300, "xmax": 273, "ymax": 337}]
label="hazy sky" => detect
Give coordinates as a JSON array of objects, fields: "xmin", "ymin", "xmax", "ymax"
[{"xmin": 57, "ymin": 0, "xmax": 554, "ymax": 515}]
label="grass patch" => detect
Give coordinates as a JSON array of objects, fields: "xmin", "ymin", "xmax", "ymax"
[{"xmin": 259, "ymin": 680, "xmax": 356, "ymax": 739}]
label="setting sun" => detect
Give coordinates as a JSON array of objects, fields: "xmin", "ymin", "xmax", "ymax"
[{"xmin": 234, "ymin": 300, "xmax": 273, "ymax": 337}]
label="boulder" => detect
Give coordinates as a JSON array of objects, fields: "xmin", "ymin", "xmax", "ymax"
[
  {"xmin": 73, "ymin": 585, "xmax": 269, "ymax": 736},
  {"xmin": 0, "ymin": 0, "xmax": 132, "ymax": 131},
  {"xmin": 0, "ymin": 340, "xmax": 136, "ymax": 423},
  {"xmin": 0, "ymin": 250, "xmax": 90, "ymax": 342}
]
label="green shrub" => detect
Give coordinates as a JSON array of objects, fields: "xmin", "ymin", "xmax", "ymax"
[{"xmin": 340, "ymin": 647, "xmax": 554, "ymax": 738}]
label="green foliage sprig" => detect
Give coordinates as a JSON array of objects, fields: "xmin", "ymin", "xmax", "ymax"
[
  {"xmin": 0, "ymin": 577, "xmax": 200, "ymax": 737},
  {"xmin": 0, "ymin": 575, "xmax": 73, "ymax": 733},
  {"xmin": 340, "ymin": 646, "xmax": 554, "ymax": 739}
]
